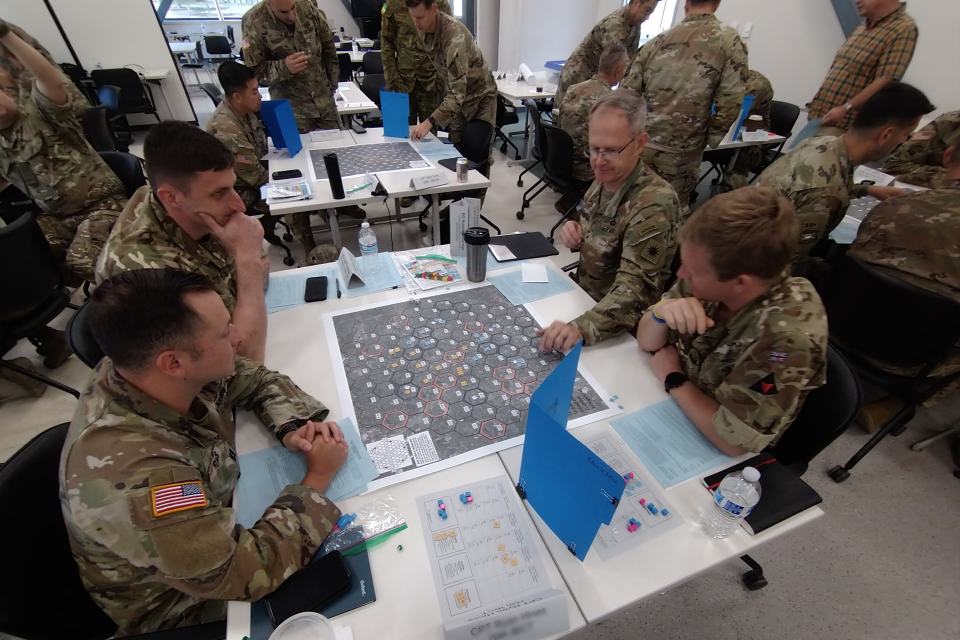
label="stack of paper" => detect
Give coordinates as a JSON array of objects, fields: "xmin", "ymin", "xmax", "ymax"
[{"xmin": 266, "ymin": 180, "xmax": 313, "ymax": 204}]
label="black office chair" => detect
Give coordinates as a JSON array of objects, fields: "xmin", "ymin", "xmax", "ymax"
[
  {"xmin": 0, "ymin": 213, "xmax": 78, "ymax": 398},
  {"xmin": 693, "ymin": 147, "xmax": 737, "ymax": 203},
  {"xmin": 337, "ymin": 52, "xmax": 353, "ymax": 83},
  {"xmin": 65, "ymin": 299, "xmax": 103, "ymax": 369},
  {"xmin": 178, "ymin": 43, "xmax": 207, "ymax": 86},
  {"xmin": 203, "ymin": 36, "xmax": 235, "ymax": 67},
  {"xmin": 81, "ymin": 105, "xmax": 117, "ymax": 152},
  {"xmin": 338, "ymin": 42, "xmax": 354, "ymax": 52},
  {"xmin": 495, "ymin": 95, "xmax": 521, "ymax": 161},
  {"xmin": 359, "ymin": 73, "xmax": 386, "ymax": 127},
  {"xmin": 362, "ymin": 51, "xmax": 383, "ymax": 75},
  {"xmin": 226, "ymin": 24, "xmax": 236, "ymax": 46},
  {"xmin": 0, "ymin": 184, "xmax": 38, "ymax": 226},
  {"xmin": 748, "ymin": 100, "xmax": 802, "ymax": 184},
  {"xmin": 371, "ymin": 38, "xmax": 381, "ymax": 50},
  {"xmin": 200, "ymin": 82, "xmax": 223, "ymax": 107},
  {"xmin": 820, "ymin": 256, "xmax": 960, "ymax": 483},
  {"xmin": 516, "ymin": 98, "xmax": 546, "ymax": 197},
  {"xmin": 536, "ymin": 122, "xmax": 592, "ymax": 242},
  {"xmin": 99, "ymin": 152, "xmax": 147, "ymax": 198},
  {"xmin": 90, "ymin": 68, "xmax": 160, "ymax": 123},
  {"xmin": 96, "ymin": 85, "xmax": 133, "ymax": 152},
  {"xmin": 0, "ymin": 423, "xmax": 228, "ymax": 640}
]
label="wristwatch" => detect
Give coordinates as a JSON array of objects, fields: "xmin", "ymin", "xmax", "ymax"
[
  {"xmin": 275, "ymin": 419, "xmax": 306, "ymax": 443},
  {"xmin": 428, "ymin": 116, "xmax": 438, "ymax": 127},
  {"xmin": 844, "ymin": 102, "xmax": 853, "ymax": 112},
  {"xmin": 664, "ymin": 372, "xmax": 688, "ymax": 394}
]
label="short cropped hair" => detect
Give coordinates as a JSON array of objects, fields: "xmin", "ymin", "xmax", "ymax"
[
  {"xmin": 405, "ymin": 0, "xmax": 435, "ymax": 7},
  {"xmin": 218, "ymin": 60, "xmax": 256, "ymax": 99},
  {"xmin": 144, "ymin": 122, "xmax": 234, "ymax": 194},
  {"xmin": 598, "ymin": 45, "xmax": 629, "ymax": 75},
  {"xmin": 852, "ymin": 82, "xmax": 935, "ymax": 132},
  {"xmin": 90, "ymin": 269, "xmax": 218, "ymax": 371},
  {"xmin": 590, "ymin": 89, "xmax": 647, "ymax": 137},
  {"xmin": 679, "ymin": 187, "xmax": 799, "ymax": 281}
]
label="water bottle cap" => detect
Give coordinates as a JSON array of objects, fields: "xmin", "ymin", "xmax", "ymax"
[
  {"xmin": 742, "ymin": 467, "xmax": 761, "ymax": 482},
  {"xmin": 464, "ymin": 227, "xmax": 490, "ymax": 245},
  {"xmin": 361, "ymin": 222, "xmax": 370, "ymax": 228}
]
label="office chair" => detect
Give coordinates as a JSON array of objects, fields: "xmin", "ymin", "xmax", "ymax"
[
  {"xmin": 178, "ymin": 43, "xmax": 207, "ymax": 86},
  {"xmin": 362, "ymin": 51, "xmax": 383, "ymax": 75},
  {"xmin": 338, "ymin": 42, "xmax": 354, "ymax": 52},
  {"xmin": 359, "ymin": 73, "xmax": 386, "ymax": 127},
  {"xmin": 0, "ymin": 213, "xmax": 79, "ymax": 398},
  {"xmin": 99, "ymin": 152, "xmax": 147, "ymax": 198},
  {"xmin": 96, "ymin": 85, "xmax": 133, "ymax": 152},
  {"xmin": 226, "ymin": 24, "xmax": 236, "ymax": 46},
  {"xmin": 534, "ymin": 122, "xmax": 592, "ymax": 242},
  {"xmin": 82, "ymin": 105, "xmax": 117, "ymax": 152},
  {"xmin": 65, "ymin": 299, "xmax": 103, "ymax": 369},
  {"xmin": 338, "ymin": 52, "xmax": 353, "ymax": 83},
  {"xmin": 59, "ymin": 62, "xmax": 98, "ymax": 105},
  {"xmin": 0, "ymin": 184, "xmax": 38, "ymax": 226},
  {"xmin": 495, "ymin": 95, "xmax": 521, "ymax": 161},
  {"xmin": 748, "ymin": 100, "xmax": 802, "ymax": 184},
  {"xmin": 819, "ymin": 256, "xmax": 960, "ymax": 483},
  {"xmin": 516, "ymin": 98, "xmax": 546, "ymax": 194},
  {"xmin": 90, "ymin": 68, "xmax": 160, "ymax": 123},
  {"xmin": 371, "ymin": 38, "xmax": 381, "ymax": 50},
  {"xmin": 200, "ymin": 82, "xmax": 223, "ymax": 107},
  {"xmin": 203, "ymin": 36, "xmax": 235, "ymax": 68},
  {"xmin": 0, "ymin": 422, "xmax": 228, "ymax": 640}
]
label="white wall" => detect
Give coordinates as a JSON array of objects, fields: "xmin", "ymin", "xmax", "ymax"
[
  {"xmin": 0, "ymin": 0, "xmax": 75, "ymax": 64},
  {"xmin": 477, "ymin": 0, "xmax": 501, "ymax": 69},
  {"xmin": 498, "ymin": 0, "xmax": 598, "ymax": 72},
  {"xmin": 900, "ymin": 2, "xmax": 960, "ymax": 122}
]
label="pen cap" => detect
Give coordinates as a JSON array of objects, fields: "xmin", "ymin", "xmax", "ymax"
[{"xmin": 323, "ymin": 152, "xmax": 346, "ymax": 200}]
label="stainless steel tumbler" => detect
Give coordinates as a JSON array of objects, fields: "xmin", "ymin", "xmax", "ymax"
[{"xmin": 464, "ymin": 227, "xmax": 490, "ymax": 283}]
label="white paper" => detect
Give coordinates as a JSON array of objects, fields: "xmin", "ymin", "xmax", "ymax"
[
  {"xmin": 409, "ymin": 172, "xmax": 448, "ymax": 190},
  {"xmin": 854, "ymin": 165, "xmax": 896, "ymax": 186},
  {"xmin": 310, "ymin": 129, "xmax": 342, "ymax": 143},
  {"xmin": 366, "ymin": 435, "xmax": 413, "ymax": 474},
  {"xmin": 450, "ymin": 198, "xmax": 481, "ymax": 257},
  {"xmin": 409, "ymin": 160, "xmax": 432, "ymax": 169},
  {"xmin": 336, "ymin": 247, "xmax": 365, "ymax": 288},
  {"xmin": 741, "ymin": 131, "xmax": 772, "ymax": 142},
  {"xmin": 407, "ymin": 431, "xmax": 441, "ymax": 467},
  {"xmin": 487, "ymin": 244, "xmax": 517, "ymax": 261},
  {"xmin": 518, "ymin": 63, "xmax": 536, "ymax": 84},
  {"xmin": 521, "ymin": 262, "xmax": 548, "ymax": 283}
]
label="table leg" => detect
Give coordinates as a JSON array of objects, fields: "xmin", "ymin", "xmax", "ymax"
[
  {"xmin": 148, "ymin": 79, "xmax": 173, "ymax": 121},
  {"xmin": 326, "ymin": 208, "xmax": 342, "ymax": 247},
  {"xmin": 394, "ymin": 198, "xmax": 403, "ymax": 223},
  {"xmin": 725, "ymin": 148, "xmax": 742, "ymax": 174},
  {"xmin": 507, "ymin": 109, "xmax": 536, "ymax": 168},
  {"xmin": 431, "ymin": 195, "xmax": 441, "ymax": 246}
]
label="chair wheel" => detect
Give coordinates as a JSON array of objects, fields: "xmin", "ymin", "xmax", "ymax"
[
  {"xmin": 419, "ymin": 222, "xmax": 428, "ymax": 232},
  {"xmin": 283, "ymin": 233, "xmax": 293, "ymax": 242},
  {"xmin": 742, "ymin": 570, "xmax": 768, "ymax": 591},
  {"xmin": 828, "ymin": 465, "xmax": 850, "ymax": 483},
  {"xmin": 514, "ymin": 153, "xmax": 521, "ymax": 160},
  {"xmin": 283, "ymin": 257, "xmax": 295, "ymax": 266},
  {"xmin": 548, "ymin": 237, "xmax": 555, "ymax": 244},
  {"xmin": 517, "ymin": 179, "xmax": 524, "ymax": 187},
  {"xmin": 516, "ymin": 211, "xmax": 524, "ymax": 220},
  {"xmin": 500, "ymin": 143, "xmax": 508, "ymax": 154}
]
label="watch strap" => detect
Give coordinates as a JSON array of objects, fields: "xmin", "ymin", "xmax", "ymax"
[{"xmin": 275, "ymin": 419, "xmax": 306, "ymax": 442}]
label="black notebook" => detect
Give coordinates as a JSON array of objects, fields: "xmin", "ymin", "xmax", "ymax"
[
  {"xmin": 488, "ymin": 231, "xmax": 560, "ymax": 261},
  {"xmin": 702, "ymin": 454, "xmax": 822, "ymax": 535}
]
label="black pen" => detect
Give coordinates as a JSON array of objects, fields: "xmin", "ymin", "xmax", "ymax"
[{"xmin": 336, "ymin": 278, "xmax": 342, "ymax": 298}]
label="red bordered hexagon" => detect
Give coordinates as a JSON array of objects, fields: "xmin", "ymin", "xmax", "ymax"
[
  {"xmin": 361, "ymin": 343, "xmax": 384, "ymax": 357},
  {"xmin": 382, "ymin": 411, "xmax": 408, "ymax": 430},
  {"xmin": 480, "ymin": 419, "xmax": 506, "ymax": 440}
]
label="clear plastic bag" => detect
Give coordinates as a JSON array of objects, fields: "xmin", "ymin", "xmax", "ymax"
[{"xmin": 322, "ymin": 494, "xmax": 407, "ymax": 556}]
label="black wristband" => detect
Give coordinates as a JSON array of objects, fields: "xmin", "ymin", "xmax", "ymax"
[
  {"xmin": 428, "ymin": 116, "xmax": 438, "ymax": 127},
  {"xmin": 275, "ymin": 419, "xmax": 306, "ymax": 443}
]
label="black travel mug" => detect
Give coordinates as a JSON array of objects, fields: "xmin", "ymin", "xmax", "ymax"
[{"xmin": 324, "ymin": 152, "xmax": 346, "ymax": 200}]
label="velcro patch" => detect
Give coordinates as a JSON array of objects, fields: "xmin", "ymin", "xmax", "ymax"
[
  {"xmin": 151, "ymin": 481, "xmax": 208, "ymax": 517},
  {"xmin": 242, "ymin": 38, "xmax": 250, "ymax": 49},
  {"xmin": 909, "ymin": 130, "xmax": 935, "ymax": 141},
  {"xmin": 639, "ymin": 239, "xmax": 666, "ymax": 264},
  {"xmin": 749, "ymin": 373, "xmax": 779, "ymax": 396},
  {"xmin": 768, "ymin": 351, "xmax": 788, "ymax": 363},
  {"xmin": 237, "ymin": 154, "xmax": 254, "ymax": 165}
]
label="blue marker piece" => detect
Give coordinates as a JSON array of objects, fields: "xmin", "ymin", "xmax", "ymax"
[
  {"xmin": 650, "ymin": 507, "xmax": 659, "ymax": 515},
  {"xmin": 660, "ymin": 509, "xmax": 669, "ymax": 516},
  {"xmin": 438, "ymin": 509, "xmax": 448, "ymax": 519},
  {"xmin": 438, "ymin": 499, "xmax": 444, "ymax": 507},
  {"xmin": 459, "ymin": 494, "xmax": 467, "ymax": 504},
  {"xmin": 465, "ymin": 492, "xmax": 471, "ymax": 497}
]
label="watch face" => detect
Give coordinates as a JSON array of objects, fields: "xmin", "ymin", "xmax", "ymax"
[{"xmin": 665, "ymin": 372, "xmax": 687, "ymax": 390}]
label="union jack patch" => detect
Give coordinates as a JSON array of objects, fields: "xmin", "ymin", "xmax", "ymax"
[
  {"xmin": 768, "ymin": 351, "xmax": 788, "ymax": 363},
  {"xmin": 151, "ymin": 481, "xmax": 208, "ymax": 517}
]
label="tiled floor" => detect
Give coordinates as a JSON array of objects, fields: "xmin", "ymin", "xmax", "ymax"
[{"xmin": 2, "ymin": 120, "xmax": 958, "ymax": 640}]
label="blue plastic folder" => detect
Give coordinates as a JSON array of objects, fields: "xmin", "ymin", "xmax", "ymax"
[
  {"xmin": 517, "ymin": 342, "xmax": 624, "ymax": 561},
  {"xmin": 380, "ymin": 90, "xmax": 410, "ymax": 138},
  {"xmin": 731, "ymin": 94, "xmax": 755, "ymax": 141},
  {"xmin": 260, "ymin": 99, "xmax": 303, "ymax": 157}
]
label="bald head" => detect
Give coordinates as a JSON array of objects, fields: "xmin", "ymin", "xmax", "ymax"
[{"xmin": 266, "ymin": 0, "xmax": 298, "ymax": 24}]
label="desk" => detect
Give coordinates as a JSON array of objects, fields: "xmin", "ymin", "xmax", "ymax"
[
  {"xmin": 710, "ymin": 134, "xmax": 788, "ymax": 174},
  {"xmin": 168, "ymin": 42, "xmax": 196, "ymax": 54},
  {"xmin": 258, "ymin": 82, "xmax": 378, "ymax": 128},
  {"xmin": 496, "ymin": 78, "xmax": 556, "ymax": 167},
  {"xmin": 138, "ymin": 68, "xmax": 172, "ymax": 120},
  {"xmin": 349, "ymin": 49, "xmax": 380, "ymax": 65}
]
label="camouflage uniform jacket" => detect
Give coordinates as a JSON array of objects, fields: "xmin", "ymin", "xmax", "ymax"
[
  {"xmin": 882, "ymin": 111, "xmax": 960, "ymax": 189},
  {"xmin": 558, "ymin": 75, "xmax": 611, "ymax": 182},
  {"xmin": 205, "ymin": 101, "xmax": 269, "ymax": 207},
  {"xmin": 0, "ymin": 86, "xmax": 125, "ymax": 219},
  {"xmin": 621, "ymin": 12, "xmax": 748, "ymax": 153},
  {"xmin": 419, "ymin": 12, "xmax": 498, "ymax": 129},
  {"xmin": 746, "ymin": 70, "xmax": 774, "ymax": 131},
  {"xmin": 381, "ymin": 0, "xmax": 451, "ymax": 94},
  {"xmin": 555, "ymin": 7, "xmax": 640, "ymax": 105},
  {"xmin": 96, "ymin": 187, "xmax": 238, "ymax": 312},
  {"xmin": 757, "ymin": 136, "xmax": 869, "ymax": 267},
  {"xmin": 654, "ymin": 274, "xmax": 828, "ymax": 452},
  {"xmin": 572, "ymin": 160, "xmax": 681, "ymax": 344},
  {"xmin": 242, "ymin": 0, "xmax": 338, "ymax": 120},
  {"xmin": 60, "ymin": 357, "xmax": 338, "ymax": 636}
]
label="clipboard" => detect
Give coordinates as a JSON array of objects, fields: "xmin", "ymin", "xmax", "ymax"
[
  {"xmin": 515, "ymin": 342, "xmax": 624, "ymax": 561},
  {"xmin": 261, "ymin": 100, "xmax": 303, "ymax": 158}
]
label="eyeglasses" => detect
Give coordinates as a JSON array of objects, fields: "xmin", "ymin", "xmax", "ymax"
[{"xmin": 585, "ymin": 133, "xmax": 641, "ymax": 160}]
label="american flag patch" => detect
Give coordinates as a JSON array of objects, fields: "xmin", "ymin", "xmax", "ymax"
[
  {"xmin": 768, "ymin": 351, "xmax": 788, "ymax": 363},
  {"xmin": 151, "ymin": 481, "xmax": 208, "ymax": 517},
  {"xmin": 237, "ymin": 154, "xmax": 253, "ymax": 164}
]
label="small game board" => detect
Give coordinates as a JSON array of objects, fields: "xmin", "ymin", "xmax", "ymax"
[{"xmin": 309, "ymin": 141, "xmax": 431, "ymax": 180}]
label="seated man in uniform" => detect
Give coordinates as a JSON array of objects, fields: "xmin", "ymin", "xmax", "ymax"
[
  {"xmin": 881, "ymin": 110, "xmax": 960, "ymax": 189},
  {"xmin": 539, "ymin": 90, "xmax": 681, "ymax": 352},
  {"xmin": 847, "ymin": 128, "xmax": 960, "ymax": 431},
  {"xmin": 721, "ymin": 68, "xmax": 774, "ymax": 191},
  {"xmin": 636, "ymin": 188, "xmax": 828, "ymax": 455},
  {"xmin": 61, "ymin": 268, "xmax": 347, "ymax": 636},
  {"xmin": 97, "ymin": 122, "xmax": 268, "ymax": 361},
  {"xmin": 756, "ymin": 82, "xmax": 935, "ymax": 275}
]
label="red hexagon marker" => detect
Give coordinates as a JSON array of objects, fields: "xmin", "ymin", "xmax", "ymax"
[
  {"xmin": 464, "ymin": 321, "xmax": 484, "ymax": 333},
  {"xmin": 501, "ymin": 380, "xmax": 524, "ymax": 395},
  {"xmin": 382, "ymin": 411, "xmax": 408, "ymax": 430},
  {"xmin": 424, "ymin": 400, "xmax": 449, "ymax": 418},
  {"xmin": 493, "ymin": 366, "xmax": 515, "ymax": 381},
  {"xmin": 361, "ymin": 343, "xmax": 384, "ymax": 357},
  {"xmin": 480, "ymin": 419, "xmax": 506, "ymax": 440},
  {"xmin": 388, "ymin": 315, "xmax": 409, "ymax": 326},
  {"xmin": 418, "ymin": 385, "xmax": 442, "ymax": 401},
  {"xmin": 443, "ymin": 350, "xmax": 465, "ymax": 363}
]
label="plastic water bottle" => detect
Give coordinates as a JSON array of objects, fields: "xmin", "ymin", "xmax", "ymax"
[
  {"xmin": 358, "ymin": 222, "xmax": 380, "ymax": 274},
  {"xmin": 700, "ymin": 466, "xmax": 762, "ymax": 539}
]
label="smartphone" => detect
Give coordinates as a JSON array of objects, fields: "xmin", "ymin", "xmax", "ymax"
[
  {"xmin": 304, "ymin": 276, "xmax": 329, "ymax": 302},
  {"xmin": 272, "ymin": 169, "xmax": 303, "ymax": 180},
  {"xmin": 264, "ymin": 550, "xmax": 352, "ymax": 626}
]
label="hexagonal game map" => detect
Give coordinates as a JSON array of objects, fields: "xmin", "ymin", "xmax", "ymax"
[{"xmin": 328, "ymin": 285, "xmax": 614, "ymax": 486}]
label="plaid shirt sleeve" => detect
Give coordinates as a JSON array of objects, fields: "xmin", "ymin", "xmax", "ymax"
[{"xmin": 875, "ymin": 22, "xmax": 918, "ymax": 80}]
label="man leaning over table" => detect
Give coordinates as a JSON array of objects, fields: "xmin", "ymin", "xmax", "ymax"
[
  {"xmin": 636, "ymin": 188, "xmax": 828, "ymax": 456},
  {"xmin": 538, "ymin": 90, "xmax": 681, "ymax": 353},
  {"xmin": 97, "ymin": 122, "xmax": 269, "ymax": 362},
  {"xmin": 60, "ymin": 268, "xmax": 348, "ymax": 636}
]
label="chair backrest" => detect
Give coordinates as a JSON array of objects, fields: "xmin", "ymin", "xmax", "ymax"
[
  {"xmin": 768, "ymin": 344, "xmax": 862, "ymax": 468},
  {"xmin": 0, "ymin": 213, "xmax": 62, "ymax": 323},
  {"xmin": 0, "ymin": 184, "xmax": 38, "ymax": 226},
  {"xmin": 227, "ymin": 24, "xmax": 235, "ymax": 44},
  {"xmin": 524, "ymin": 98, "xmax": 548, "ymax": 159},
  {"xmin": 96, "ymin": 84, "xmax": 121, "ymax": 118},
  {"xmin": 362, "ymin": 51, "xmax": 383, "ymax": 75},
  {"xmin": 98, "ymin": 152, "xmax": 146, "ymax": 199},
  {"xmin": 338, "ymin": 53, "xmax": 352, "ymax": 83},
  {"xmin": 65, "ymin": 299, "xmax": 104, "ymax": 369},
  {"xmin": 540, "ymin": 121, "xmax": 577, "ymax": 184},
  {"xmin": 0, "ymin": 423, "xmax": 119, "ymax": 639},
  {"xmin": 769, "ymin": 100, "xmax": 801, "ymax": 139},
  {"xmin": 497, "ymin": 95, "xmax": 519, "ymax": 127},
  {"xmin": 822, "ymin": 256, "xmax": 960, "ymax": 371},
  {"xmin": 338, "ymin": 42, "xmax": 354, "ymax": 52},
  {"xmin": 81, "ymin": 105, "xmax": 117, "ymax": 152},
  {"xmin": 194, "ymin": 40, "xmax": 206, "ymax": 63},
  {"xmin": 360, "ymin": 73, "xmax": 386, "ymax": 107},
  {"xmin": 372, "ymin": 38, "xmax": 381, "ymax": 50},
  {"xmin": 201, "ymin": 82, "xmax": 223, "ymax": 107},
  {"xmin": 204, "ymin": 35, "xmax": 232, "ymax": 56},
  {"xmin": 89, "ymin": 69, "xmax": 148, "ymax": 110},
  {"xmin": 456, "ymin": 120, "xmax": 494, "ymax": 169}
]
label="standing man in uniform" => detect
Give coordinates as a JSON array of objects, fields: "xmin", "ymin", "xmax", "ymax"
[
  {"xmin": 882, "ymin": 110, "xmax": 960, "ymax": 188},
  {"xmin": 554, "ymin": 0, "xmax": 660, "ymax": 106},
  {"xmin": 242, "ymin": 0, "xmax": 364, "ymax": 228},
  {"xmin": 61, "ymin": 268, "xmax": 348, "ymax": 635},
  {"xmin": 637, "ymin": 188, "xmax": 828, "ymax": 455},
  {"xmin": 539, "ymin": 91, "xmax": 681, "ymax": 351},
  {"xmin": 621, "ymin": 0, "xmax": 748, "ymax": 216},
  {"xmin": 809, "ymin": 0, "xmax": 917, "ymax": 137},
  {"xmin": 721, "ymin": 69, "xmax": 774, "ymax": 191}
]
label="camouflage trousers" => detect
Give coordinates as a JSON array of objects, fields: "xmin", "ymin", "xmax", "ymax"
[
  {"xmin": 409, "ymin": 80, "xmax": 442, "ymax": 126},
  {"xmin": 291, "ymin": 95, "xmax": 341, "ymax": 134},
  {"xmin": 38, "ymin": 207, "xmax": 120, "ymax": 285},
  {"xmin": 721, "ymin": 145, "xmax": 765, "ymax": 191},
  {"xmin": 642, "ymin": 146, "xmax": 702, "ymax": 219}
]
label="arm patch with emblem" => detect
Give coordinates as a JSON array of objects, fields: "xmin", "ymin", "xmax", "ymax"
[{"xmin": 151, "ymin": 481, "xmax": 208, "ymax": 517}]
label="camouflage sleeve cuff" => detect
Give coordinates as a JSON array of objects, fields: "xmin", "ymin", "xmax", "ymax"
[
  {"xmin": 712, "ymin": 406, "xmax": 775, "ymax": 453},
  {"xmin": 851, "ymin": 183, "xmax": 870, "ymax": 199}
]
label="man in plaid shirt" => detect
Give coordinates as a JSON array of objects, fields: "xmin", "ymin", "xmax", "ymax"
[{"xmin": 810, "ymin": 0, "xmax": 917, "ymax": 137}]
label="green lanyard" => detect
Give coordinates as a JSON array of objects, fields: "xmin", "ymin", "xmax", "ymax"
[{"xmin": 602, "ymin": 160, "xmax": 645, "ymax": 218}]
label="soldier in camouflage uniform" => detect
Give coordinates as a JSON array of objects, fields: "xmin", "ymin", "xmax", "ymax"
[
  {"xmin": 539, "ymin": 91, "xmax": 681, "ymax": 352},
  {"xmin": 61, "ymin": 269, "xmax": 348, "ymax": 636},
  {"xmin": 757, "ymin": 82, "xmax": 935, "ymax": 276},
  {"xmin": 721, "ymin": 69, "xmax": 775, "ymax": 191},
  {"xmin": 882, "ymin": 110, "xmax": 960, "ymax": 188},
  {"xmin": 621, "ymin": 0, "xmax": 749, "ymax": 217},
  {"xmin": 97, "ymin": 122, "xmax": 269, "ymax": 362},
  {"xmin": 637, "ymin": 188, "xmax": 828, "ymax": 454},
  {"xmin": 0, "ymin": 21, "xmax": 126, "ymax": 285},
  {"xmin": 558, "ymin": 44, "xmax": 629, "ymax": 183},
  {"xmin": 554, "ymin": 0, "xmax": 659, "ymax": 106}
]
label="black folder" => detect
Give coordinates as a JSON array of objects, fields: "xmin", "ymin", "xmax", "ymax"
[{"xmin": 488, "ymin": 231, "xmax": 559, "ymax": 261}]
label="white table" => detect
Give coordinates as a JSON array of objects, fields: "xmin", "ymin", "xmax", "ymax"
[
  {"xmin": 168, "ymin": 41, "xmax": 196, "ymax": 54},
  {"xmin": 258, "ymin": 82, "xmax": 378, "ymax": 128},
  {"xmin": 349, "ymin": 49, "xmax": 380, "ymax": 65},
  {"xmin": 496, "ymin": 78, "xmax": 556, "ymax": 166},
  {"xmin": 138, "ymin": 68, "xmax": 172, "ymax": 120}
]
